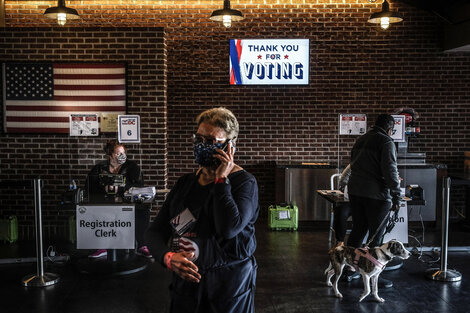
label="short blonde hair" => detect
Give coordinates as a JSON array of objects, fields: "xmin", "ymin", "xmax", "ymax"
[{"xmin": 196, "ymin": 107, "xmax": 239, "ymax": 140}]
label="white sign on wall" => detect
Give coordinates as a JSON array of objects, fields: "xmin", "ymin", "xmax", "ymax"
[
  {"xmin": 391, "ymin": 114, "xmax": 406, "ymax": 143},
  {"xmin": 76, "ymin": 204, "xmax": 135, "ymax": 249},
  {"xmin": 69, "ymin": 114, "xmax": 99, "ymax": 136},
  {"xmin": 339, "ymin": 114, "xmax": 367, "ymax": 135},
  {"xmin": 118, "ymin": 115, "xmax": 140, "ymax": 143},
  {"xmin": 229, "ymin": 39, "xmax": 309, "ymax": 85}
]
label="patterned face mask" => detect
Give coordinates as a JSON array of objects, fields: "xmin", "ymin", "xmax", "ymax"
[
  {"xmin": 193, "ymin": 142, "xmax": 224, "ymax": 167},
  {"xmin": 117, "ymin": 153, "xmax": 127, "ymax": 165}
]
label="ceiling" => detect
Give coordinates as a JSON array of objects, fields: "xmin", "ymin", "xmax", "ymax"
[
  {"xmin": 398, "ymin": 0, "xmax": 470, "ymax": 24},
  {"xmin": 394, "ymin": 0, "xmax": 470, "ymax": 51}
]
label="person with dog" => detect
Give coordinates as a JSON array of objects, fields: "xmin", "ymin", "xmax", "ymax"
[
  {"xmin": 147, "ymin": 107, "xmax": 259, "ymax": 313},
  {"xmin": 346, "ymin": 114, "xmax": 401, "ymax": 288}
]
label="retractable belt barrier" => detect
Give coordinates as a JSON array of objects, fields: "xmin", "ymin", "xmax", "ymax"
[
  {"xmin": 22, "ymin": 178, "xmax": 60, "ymax": 287},
  {"xmin": 425, "ymin": 177, "xmax": 462, "ymax": 282}
]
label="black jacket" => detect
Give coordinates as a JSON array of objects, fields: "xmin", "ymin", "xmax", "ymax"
[
  {"xmin": 348, "ymin": 126, "xmax": 401, "ymax": 204},
  {"xmin": 85, "ymin": 159, "xmax": 144, "ymax": 199},
  {"xmin": 148, "ymin": 169, "xmax": 259, "ymax": 272}
]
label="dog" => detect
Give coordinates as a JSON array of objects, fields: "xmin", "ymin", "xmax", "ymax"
[{"xmin": 325, "ymin": 239, "xmax": 411, "ymax": 302}]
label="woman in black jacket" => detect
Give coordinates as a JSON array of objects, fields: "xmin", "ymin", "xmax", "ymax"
[
  {"xmin": 148, "ymin": 107, "xmax": 259, "ymax": 313},
  {"xmin": 86, "ymin": 140, "xmax": 152, "ymax": 259}
]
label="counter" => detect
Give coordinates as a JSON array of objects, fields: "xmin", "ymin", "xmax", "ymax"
[{"xmin": 275, "ymin": 163, "xmax": 447, "ymax": 222}]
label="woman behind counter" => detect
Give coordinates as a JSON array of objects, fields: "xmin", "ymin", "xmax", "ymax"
[
  {"xmin": 147, "ymin": 107, "xmax": 259, "ymax": 313},
  {"xmin": 86, "ymin": 140, "xmax": 152, "ymax": 259}
]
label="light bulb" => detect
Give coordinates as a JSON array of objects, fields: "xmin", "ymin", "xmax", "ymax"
[
  {"xmin": 57, "ymin": 13, "xmax": 67, "ymax": 26},
  {"xmin": 380, "ymin": 17, "xmax": 390, "ymax": 30},
  {"xmin": 223, "ymin": 15, "xmax": 232, "ymax": 28}
]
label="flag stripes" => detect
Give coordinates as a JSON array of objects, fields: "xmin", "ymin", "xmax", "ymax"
[{"xmin": 3, "ymin": 63, "xmax": 127, "ymax": 133}]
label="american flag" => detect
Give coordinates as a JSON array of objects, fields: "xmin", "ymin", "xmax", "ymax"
[{"xmin": 3, "ymin": 63, "xmax": 126, "ymax": 133}]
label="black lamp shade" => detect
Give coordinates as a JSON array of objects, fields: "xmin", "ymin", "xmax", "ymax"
[
  {"xmin": 210, "ymin": 9, "xmax": 244, "ymax": 22},
  {"xmin": 44, "ymin": 0, "xmax": 80, "ymax": 20},
  {"xmin": 210, "ymin": 0, "xmax": 244, "ymax": 22},
  {"xmin": 368, "ymin": 0, "xmax": 403, "ymax": 24}
]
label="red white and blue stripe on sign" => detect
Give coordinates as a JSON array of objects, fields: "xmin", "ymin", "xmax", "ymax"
[
  {"xmin": 229, "ymin": 39, "xmax": 243, "ymax": 85},
  {"xmin": 3, "ymin": 63, "xmax": 126, "ymax": 133}
]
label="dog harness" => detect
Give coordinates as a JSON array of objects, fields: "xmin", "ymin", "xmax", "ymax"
[{"xmin": 353, "ymin": 248, "xmax": 385, "ymax": 271}]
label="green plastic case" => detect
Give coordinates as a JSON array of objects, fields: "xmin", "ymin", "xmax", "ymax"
[{"xmin": 268, "ymin": 204, "xmax": 298, "ymax": 231}]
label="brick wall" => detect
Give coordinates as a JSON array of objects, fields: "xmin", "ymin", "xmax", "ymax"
[
  {"xmin": 2, "ymin": 1, "xmax": 470, "ymax": 237},
  {"xmin": 0, "ymin": 27, "xmax": 167, "ymax": 238}
]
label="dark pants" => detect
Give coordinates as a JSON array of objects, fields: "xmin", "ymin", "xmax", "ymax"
[
  {"xmin": 135, "ymin": 207, "xmax": 150, "ymax": 247},
  {"xmin": 170, "ymin": 256, "xmax": 257, "ymax": 313},
  {"xmin": 347, "ymin": 194, "xmax": 391, "ymax": 248},
  {"xmin": 333, "ymin": 203, "xmax": 352, "ymax": 242}
]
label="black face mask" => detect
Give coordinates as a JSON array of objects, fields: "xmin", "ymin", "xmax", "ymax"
[{"xmin": 193, "ymin": 141, "xmax": 226, "ymax": 167}]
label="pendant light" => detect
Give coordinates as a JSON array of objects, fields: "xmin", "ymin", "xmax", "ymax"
[
  {"xmin": 44, "ymin": 0, "xmax": 80, "ymax": 26},
  {"xmin": 368, "ymin": 0, "xmax": 403, "ymax": 30},
  {"xmin": 210, "ymin": 0, "xmax": 244, "ymax": 28}
]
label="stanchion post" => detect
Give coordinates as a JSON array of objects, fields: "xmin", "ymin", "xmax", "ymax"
[
  {"xmin": 22, "ymin": 178, "xmax": 60, "ymax": 287},
  {"xmin": 425, "ymin": 177, "xmax": 462, "ymax": 282}
]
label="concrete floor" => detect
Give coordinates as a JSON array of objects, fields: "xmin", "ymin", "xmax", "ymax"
[{"xmin": 1, "ymin": 221, "xmax": 470, "ymax": 313}]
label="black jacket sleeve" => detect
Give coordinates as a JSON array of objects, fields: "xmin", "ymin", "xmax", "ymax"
[
  {"xmin": 120, "ymin": 160, "xmax": 144, "ymax": 193},
  {"xmin": 212, "ymin": 173, "xmax": 258, "ymax": 240},
  {"xmin": 85, "ymin": 163, "xmax": 106, "ymax": 196},
  {"xmin": 146, "ymin": 176, "xmax": 185, "ymax": 266},
  {"xmin": 381, "ymin": 140, "xmax": 401, "ymax": 204}
]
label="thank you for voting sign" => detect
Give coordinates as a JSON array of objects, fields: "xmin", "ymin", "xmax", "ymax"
[
  {"xmin": 229, "ymin": 39, "xmax": 309, "ymax": 85},
  {"xmin": 76, "ymin": 204, "xmax": 135, "ymax": 249}
]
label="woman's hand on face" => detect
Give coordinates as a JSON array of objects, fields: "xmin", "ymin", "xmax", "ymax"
[
  {"xmin": 214, "ymin": 141, "xmax": 236, "ymax": 179},
  {"xmin": 170, "ymin": 251, "xmax": 201, "ymax": 283}
]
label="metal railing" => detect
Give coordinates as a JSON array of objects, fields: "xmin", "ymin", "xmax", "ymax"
[
  {"xmin": 22, "ymin": 178, "xmax": 60, "ymax": 287},
  {"xmin": 425, "ymin": 177, "xmax": 462, "ymax": 282}
]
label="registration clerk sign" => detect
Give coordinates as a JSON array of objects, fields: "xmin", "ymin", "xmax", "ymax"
[
  {"xmin": 229, "ymin": 39, "xmax": 309, "ymax": 85},
  {"xmin": 76, "ymin": 204, "xmax": 135, "ymax": 249}
]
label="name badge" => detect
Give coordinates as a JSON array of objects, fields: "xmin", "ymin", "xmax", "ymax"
[{"xmin": 170, "ymin": 208, "xmax": 196, "ymax": 236}]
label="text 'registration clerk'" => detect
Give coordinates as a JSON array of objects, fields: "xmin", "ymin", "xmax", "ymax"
[{"xmin": 76, "ymin": 205, "xmax": 135, "ymax": 249}]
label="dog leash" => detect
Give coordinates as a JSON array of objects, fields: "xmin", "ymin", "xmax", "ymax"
[
  {"xmin": 365, "ymin": 209, "xmax": 395, "ymax": 248},
  {"xmin": 354, "ymin": 209, "xmax": 398, "ymax": 270}
]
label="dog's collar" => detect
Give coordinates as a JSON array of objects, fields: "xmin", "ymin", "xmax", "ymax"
[{"xmin": 379, "ymin": 248, "xmax": 392, "ymax": 262}]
